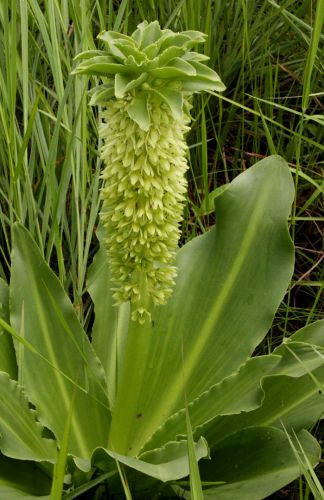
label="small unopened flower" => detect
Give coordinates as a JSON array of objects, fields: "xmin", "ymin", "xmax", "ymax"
[{"xmin": 72, "ymin": 21, "xmax": 225, "ymax": 322}]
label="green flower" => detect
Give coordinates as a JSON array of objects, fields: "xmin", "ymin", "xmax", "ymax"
[{"xmin": 72, "ymin": 21, "xmax": 225, "ymax": 323}]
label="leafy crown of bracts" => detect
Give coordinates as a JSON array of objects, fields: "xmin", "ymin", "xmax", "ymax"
[{"xmin": 72, "ymin": 20, "xmax": 225, "ymax": 129}]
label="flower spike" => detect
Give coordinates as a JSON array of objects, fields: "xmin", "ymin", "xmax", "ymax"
[{"xmin": 72, "ymin": 21, "xmax": 225, "ymax": 322}]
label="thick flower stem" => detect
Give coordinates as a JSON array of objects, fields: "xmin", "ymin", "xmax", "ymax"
[{"xmin": 108, "ymin": 315, "xmax": 154, "ymax": 455}]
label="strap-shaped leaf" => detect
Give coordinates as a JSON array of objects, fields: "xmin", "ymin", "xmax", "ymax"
[
  {"xmin": 76, "ymin": 437, "xmax": 208, "ymax": 482},
  {"xmin": 194, "ymin": 323, "xmax": 324, "ymax": 447},
  {"xmin": 143, "ymin": 324, "xmax": 324, "ymax": 453},
  {"xmin": 0, "ymin": 372, "xmax": 56, "ymax": 461},
  {"xmin": 141, "ymin": 355, "xmax": 281, "ymax": 453},
  {"xmin": 271, "ymin": 341, "xmax": 324, "ymax": 377},
  {"xmin": 10, "ymin": 225, "xmax": 111, "ymax": 459},
  {"xmin": 201, "ymin": 364, "xmax": 324, "ymax": 447}
]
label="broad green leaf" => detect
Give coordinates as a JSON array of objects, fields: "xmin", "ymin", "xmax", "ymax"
[
  {"xmin": 0, "ymin": 490, "xmax": 48, "ymax": 500},
  {"xmin": 76, "ymin": 437, "xmax": 208, "ymax": 483},
  {"xmin": 284, "ymin": 319, "xmax": 324, "ymax": 346},
  {"xmin": 145, "ymin": 325, "xmax": 324, "ymax": 452},
  {"xmin": 127, "ymin": 93, "xmax": 150, "ymax": 131},
  {"xmin": 142, "ymin": 355, "xmax": 280, "ymax": 452},
  {"xmin": 10, "ymin": 224, "xmax": 110, "ymax": 459},
  {"xmin": 0, "ymin": 279, "xmax": 17, "ymax": 379},
  {"xmin": 201, "ymin": 365, "xmax": 324, "ymax": 447},
  {"xmin": 0, "ymin": 371, "xmax": 56, "ymax": 461},
  {"xmin": 185, "ymin": 428, "xmax": 320, "ymax": 500},
  {"xmin": 105, "ymin": 156, "xmax": 295, "ymax": 455},
  {"xmin": 197, "ymin": 322, "xmax": 324, "ymax": 446},
  {"xmin": 271, "ymin": 341, "xmax": 324, "ymax": 377},
  {"xmin": 0, "ymin": 454, "xmax": 51, "ymax": 498}
]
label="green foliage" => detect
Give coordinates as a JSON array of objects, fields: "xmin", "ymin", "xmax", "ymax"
[
  {"xmin": 72, "ymin": 21, "xmax": 225, "ymax": 125},
  {"xmin": 0, "ymin": 157, "xmax": 323, "ymax": 498},
  {"xmin": 0, "ymin": 1, "xmax": 322, "ymax": 498}
]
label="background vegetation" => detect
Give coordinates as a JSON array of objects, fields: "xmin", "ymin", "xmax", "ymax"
[{"xmin": 0, "ymin": 0, "xmax": 323, "ymax": 497}]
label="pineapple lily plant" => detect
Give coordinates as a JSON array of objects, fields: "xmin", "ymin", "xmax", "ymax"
[
  {"xmin": 72, "ymin": 20, "xmax": 225, "ymax": 323},
  {"xmin": 0, "ymin": 22, "xmax": 323, "ymax": 500}
]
